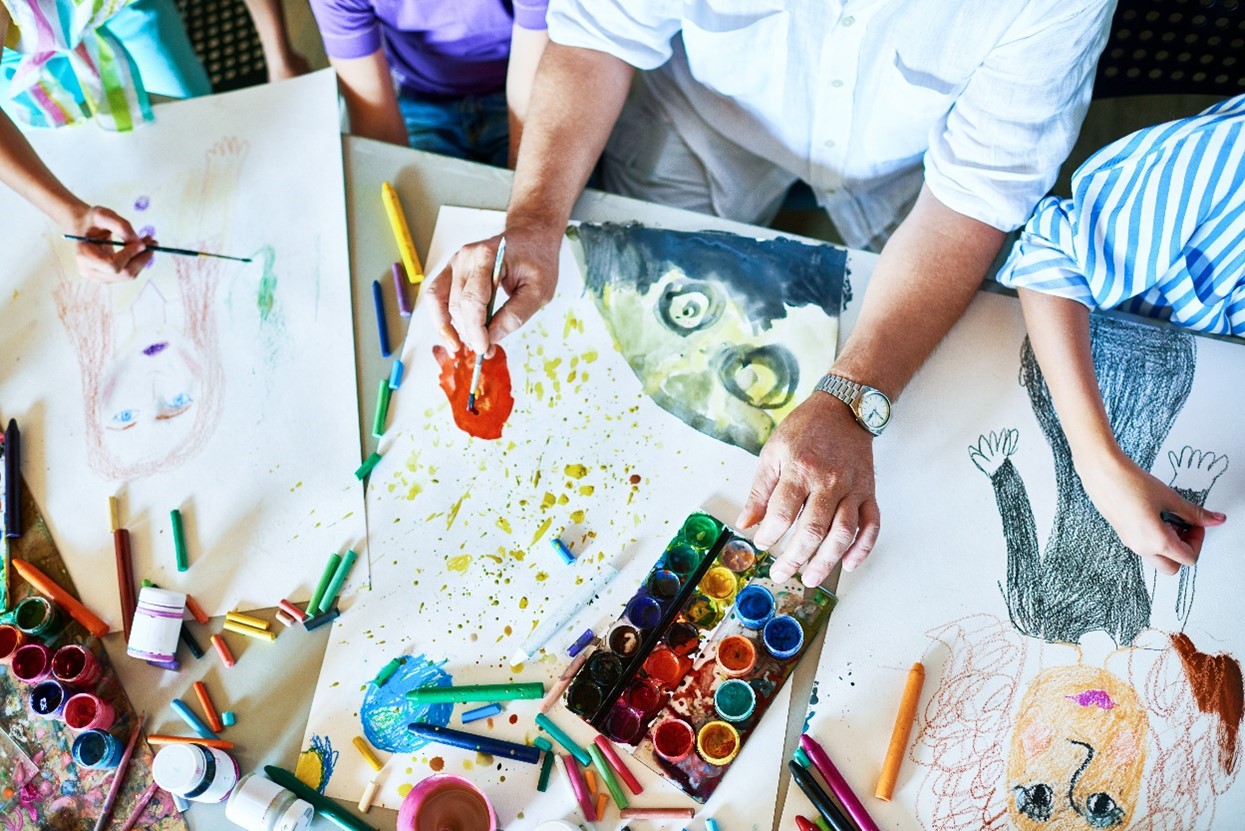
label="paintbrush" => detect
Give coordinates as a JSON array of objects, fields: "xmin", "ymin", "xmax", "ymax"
[
  {"xmin": 92, "ymin": 714, "xmax": 144, "ymax": 831},
  {"xmin": 64, "ymin": 234, "xmax": 253, "ymax": 263},
  {"xmin": 466, "ymin": 236, "xmax": 506, "ymax": 414}
]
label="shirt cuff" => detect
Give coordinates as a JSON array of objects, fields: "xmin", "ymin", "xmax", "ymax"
[
  {"xmin": 317, "ymin": 26, "xmax": 383, "ymax": 60},
  {"xmin": 547, "ymin": 3, "xmax": 675, "ymax": 70},
  {"xmin": 513, "ymin": 1, "xmax": 550, "ymax": 30}
]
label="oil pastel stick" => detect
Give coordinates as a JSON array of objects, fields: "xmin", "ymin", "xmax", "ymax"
[
  {"xmin": 876, "ymin": 661, "xmax": 925, "ymax": 800},
  {"xmin": 406, "ymin": 722, "xmax": 540, "ymax": 764},
  {"xmin": 511, "ymin": 564, "xmax": 619, "ymax": 666},
  {"xmin": 404, "ymin": 681, "xmax": 544, "ymax": 705},
  {"xmin": 801, "ymin": 733, "xmax": 880, "ymax": 831}
]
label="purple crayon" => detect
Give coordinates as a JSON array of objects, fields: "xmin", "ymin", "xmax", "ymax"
[{"xmin": 392, "ymin": 262, "xmax": 411, "ymax": 317}]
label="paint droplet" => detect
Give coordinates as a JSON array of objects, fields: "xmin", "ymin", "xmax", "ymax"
[
  {"xmin": 564, "ymin": 464, "xmax": 588, "ymax": 479},
  {"xmin": 540, "ymin": 492, "xmax": 556, "ymax": 511},
  {"xmin": 579, "ymin": 485, "xmax": 595, "ymax": 496},
  {"xmin": 519, "ymin": 597, "xmax": 529, "ymax": 609},
  {"xmin": 629, "ymin": 474, "xmax": 642, "ymax": 485},
  {"xmin": 497, "ymin": 517, "xmax": 512, "ymax": 533},
  {"xmin": 430, "ymin": 756, "xmax": 445, "ymax": 772},
  {"xmin": 397, "ymin": 782, "xmax": 413, "ymax": 797},
  {"xmin": 508, "ymin": 714, "xmax": 519, "ymax": 725},
  {"xmin": 535, "ymin": 572, "xmax": 549, "ymax": 582},
  {"xmin": 570, "ymin": 510, "xmax": 585, "ymax": 523},
  {"xmin": 531, "ymin": 517, "xmax": 553, "ymax": 547},
  {"xmin": 447, "ymin": 555, "xmax": 471, "ymax": 574}
]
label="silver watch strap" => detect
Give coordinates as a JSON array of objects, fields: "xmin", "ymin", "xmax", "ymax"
[{"xmin": 814, "ymin": 374, "xmax": 862, "ymax": 405}]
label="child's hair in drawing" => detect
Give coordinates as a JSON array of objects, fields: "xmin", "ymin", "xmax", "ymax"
[
  {"xmin": 53, "ymin": 254, "xmax": 224, "ymax": 480},
  {"xmin": 914, "ymin": 614, "xmax": 1243, "ymax": 831}
]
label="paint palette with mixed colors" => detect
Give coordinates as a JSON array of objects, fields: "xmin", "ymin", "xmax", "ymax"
[{"xmin": 563, "ymin": 511, "xmax": 836, "ymax": 802}]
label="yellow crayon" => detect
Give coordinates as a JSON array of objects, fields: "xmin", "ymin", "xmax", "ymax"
[
  {"xmin": 353, "ymin": 736, "xmax": 383, "ymax": 772},
  {"xmin": 222, "ymin": 620, "xmax": 277, "ymax": 642},
  {"xmin": 381, "ymin": 181, "xmax": 424, "ymax": 285},
  {"xmin": 225, "ymin": 610, "xmax": 270, "ymax": 631}
]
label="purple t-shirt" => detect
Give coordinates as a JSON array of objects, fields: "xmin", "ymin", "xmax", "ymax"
[{"xmin": 310, "ymin": 0, "xmax": 549, "ymax": 97}]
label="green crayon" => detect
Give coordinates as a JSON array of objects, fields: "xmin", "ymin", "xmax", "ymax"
[{"xmin": 404, "ymin": 681, "xmax": 545, "ymax": 705}]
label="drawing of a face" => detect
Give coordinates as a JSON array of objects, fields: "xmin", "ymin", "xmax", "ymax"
[
  {"xmin": 1007, "ymin": 666, "xmax": 1147, "ymax": 829},
  {"xmin": 572, "ymin": 224, "xmax": 845, "ymax": 454}
]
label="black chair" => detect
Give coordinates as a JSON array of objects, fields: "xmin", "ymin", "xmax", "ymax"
[
  {"xmin": 174, "ymin": 0, "xmax": 268, "ymax": 93},
  {"xmin": 1094, "ymin": 0, "xmax": 1245, "ymax": 98}
]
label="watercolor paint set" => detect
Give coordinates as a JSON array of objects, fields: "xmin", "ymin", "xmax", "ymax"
[{"xmin": 562, "ymin": 511, "xmax": 836, "ymax": 802}]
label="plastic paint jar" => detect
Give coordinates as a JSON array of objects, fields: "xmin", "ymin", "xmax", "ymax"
[
  {"xmin": 681, "ymin": 513, "xmax": 721, "ymax": 549},
  {"xmin": 665, "ymin": 622, "xmax": 700, "ymax": 656},
  {"xmin": 586, "ymin": 652, "xmax": 624, "ymax": 687},
  {"xmin": 625, "ymin": 678, "xmax": 665, "ymax": 716},
  {"xmin": 534, "ymin": 823, "xmax": 578, "ymax": 831},
  {"xmin": 127, "ymin": 587, "xmax": 187, "ymax": 663},
  {"xmin": 30, "ymin": 680, "xmax": 72, "ymax": 720},
  {"xmin": 685, "ymin": 593, "xmax": 721, "ymax": 629},
  {"xmin": 0, "ymin": 624, "xmax": 27, "ymax": 664},
  {"xmin": 720, "ymin": 539, "xmax": 758, "ymax": 573},
  {"xmin": 700, "ymin": 566, "xmax": 738, "ymax": 601},
  {"xmin": 226, "ymin": 773, "xmax": 314, "ymax": 831},
  {"xmin": 643, "ymin": 646, "xmax": 686, "ymax": 689},
  {"xmin": 607, "ymin": 624, "xmax": 641, "ymax": 657},
  {"xmin": 648, "ymin": 569, "xmax": 682, "ymax": 602},
  {"xmin": 52, "ymin": 644, "xmax": 103, "ymax": 686},
  {"xmin": 652, "ymin": 718, "xmax": 695, "ymax": 764},
  {"xmin": 396, "ymin": 774, "xmax": 497, "ymax": 831},
  {"xmin": 762, "ymin": 615, "xmax": 805, "ymax": 660},
  {"xmin": 605, "ymin": 702, "xmax": 644, "ymax": 745},
  {"xmin": 714, "ymin": 679, "xmax": 757, "ymax": 723},
  {"xmin": 697, "ymin": 720, "xmax": 741, "ymax": 766},
  {"xmin": 663, "ymin": 541, "xmax": 700, "ymax": 575},
  {"xmin": 717, "ymin": 634, "xmax": 758, "ymax": 678},
  {"xmin": 64, "ymin": 693, "xmax": 116, "ymax": 731},
  {"xmin": 11, "ymin": 643, "xmax": 52, "ymax": 684},
  {"xmin": 625, "ymin": 595, "xmax": 662, "ymax": 630},
  {"xmin": 73, "ymin": 729, "xmax": 125, "ymax": 769},
  {"xmin": 734, "ymin": 585, "xmax": 776, "ymax": 630},
  {"xmin": 565, "ymin": 678, "xmax": 605, "ymax": 718},
  {"xmin": 13, "ymin": 596, "xmax": 62, "ymax": 638},
  {"xmin": 153, "ymin": 742, "xmax": 241, "ymax": 803}
]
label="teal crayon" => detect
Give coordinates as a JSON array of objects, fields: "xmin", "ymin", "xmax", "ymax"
[
  {"xmin": 534, "ymin": 712, "xmax": 591, "ymax": 766},
  {"xmin": 170, "ymin": 698, "xmax": 217, "ymax": 740},
  {"xmin": 317, "ymin": 549, "xmax": 357, "ymax": 615},
  {"xmin": 170, "ymin": 509, "xmax": 188, "ymax": 572},
  {"xmin": 265, "ymin": 765, "xmax": 377, "ymax": 831},
  {"xmin": 307, "ymin": 553, "xmax": 341, "ymax": 614},
  {"xmin": 355, "ymin": 451, "xmax": 382, "ymax": 480},
  {"xmin": 372, "ymin": 656, "xmax": 405, "ymax": 686},
  {"xmin": 405, "ymin": 681, "xmax": 545, "ymax": 705}
]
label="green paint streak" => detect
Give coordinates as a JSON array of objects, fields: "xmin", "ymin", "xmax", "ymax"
[{"xmin": 255, "ymin": 246, "xmax": 278, "ymax": 321}]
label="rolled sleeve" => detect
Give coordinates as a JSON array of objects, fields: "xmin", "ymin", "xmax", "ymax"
[
  {"xmin": 308, "ymin": 0, "xmax": 383, "ymax": 60},
  {"xmin": 547, "ymin": 0, "xmax": 683, "ymax": 70},
  {"xmin": 514, "ymin": 1, "xmax": 550, "ymax": 31},
  {"xmin": 923, "ymin": 0, "xmax": 1116, "ymax": 231}
]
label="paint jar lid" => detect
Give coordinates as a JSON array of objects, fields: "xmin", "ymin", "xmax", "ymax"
[
  {"xmin": 136, "ymin": 586, "xmax": 188, "ymax": 610},
  {"xmin": 534, "ymin": 823, "xmax": 578, "ymax": 831},
  {"xmin": 226, "ymin": 773, "xmax": 314, "ymax": 831},
  {"xmin": 153, "ymin": 744, "xmax": 208, "ymax": 795}
]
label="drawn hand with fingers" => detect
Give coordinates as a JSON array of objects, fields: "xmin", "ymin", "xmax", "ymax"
[{"xmin": 968, "ymin": 429, "xmax": 1019, "ymax": 477}]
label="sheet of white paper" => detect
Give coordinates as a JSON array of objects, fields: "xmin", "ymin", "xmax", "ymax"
[
  {"xmin": 778, "ymin": 291, "xmax": 1245, "ymax": 830},
  {"xmin": 303, "ymin": 207, "xmax": 852, "ymax": 826},
  {"xmin": 0, "ymin": 71, "xmax": 366, "ymax": 624}
]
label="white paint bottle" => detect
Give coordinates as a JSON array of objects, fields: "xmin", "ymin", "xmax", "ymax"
[
  {"xmin": 152, "ymin": 743, "xmax": 240, "ymax": 803},
  {"xmin": 226, "ymin": 773, "xmax": 314, "ymax": 831},
  {"xmin": 127, "ymin": 587, "xmax": 187, "ymax": 663}
]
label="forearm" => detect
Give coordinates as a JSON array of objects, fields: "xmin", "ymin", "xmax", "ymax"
[
  {"xmin": 507, "ymin": 43, "xmax": 633, "ymax": 231},
  {"xmin": 242, "ymin": 0, "xmax": 297, "ymax": 67},
  {"xmin": 833, "ymin": 185, "xmax": 1007, "ymax": 397},
  {"xmin": 505, "ymin": 25, "xmax": 550, "ymax": 168},
  {"xmin": 1018, "ymin": 288, "xmax": 1118, "ymax": 463},
  {"xmin": 0, "ymin": 114, "xmax": 88, "ymax": 229},
  {"xmin": 330, "ymin": 53, "xmax": 409, "ymax": 146}
]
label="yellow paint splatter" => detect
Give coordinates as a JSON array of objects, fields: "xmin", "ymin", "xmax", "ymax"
[
  {"xmin": 531, "ymin": 517, "xmax": 553, "ymax": 546},
  {"xmin": 535, "ymin": 571, "xmax": 549, "ymax": 582},
  {"xmin": 397, "ymin": 783, "xmax": 413, "ymax": 798},
  {"xmin": 583, "ymin": 350, "xmax": 598, "ymax": 363},
  {"xmin": 519, "ymin": 597, "xmax": 529, "ymax": 609},
  {"xmin": 405, "ymin": 482, "xmax": 423, "ymax": 500},
  {"xmin": 496, "ymin": 517, "xmax": 512, "ymax": 534},
  {"xmin": 540, "ymin": 492, "xmax": 556, "ymax": 511},
  {"xmin": 447, "ymin": 555, "xmax": 471, "ymax": 574},
  {"xmin": 570, "ymin": 510, "xmax": 585, "ymax": 524},
  {"xmin": 557, "ymin": 494, "xmax": 569, "ymax": 505},
  {"xmin": 579, "ymin": 485, "xmax": 595, "ymax": 496},
  {"xmin": 564, "ymin": 464, "xmax": 588, "ymax": 479},
  {"xmin": 447, "ymin": 490, "xmax": 470, "ymax": 529}
]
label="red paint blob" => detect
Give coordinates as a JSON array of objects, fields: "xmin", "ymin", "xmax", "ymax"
[
  {"xmin": 433, "ymin": 345, "xmax": 515, "ymax": 440},
  {"xmin": 508, "ymin": 714, "xmax": 518, "ymax": 725}
]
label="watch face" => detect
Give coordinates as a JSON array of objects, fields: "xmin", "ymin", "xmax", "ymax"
[{"xmin": 860, "ymin": 390, "xmax": 891, "ymax": 430}]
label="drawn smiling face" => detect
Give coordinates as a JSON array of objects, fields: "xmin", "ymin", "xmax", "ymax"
[{"xmin": 1007, "ymin": 665, "xmax": 1147, "ymax": 829}]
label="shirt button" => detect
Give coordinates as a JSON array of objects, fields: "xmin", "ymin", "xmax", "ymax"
[
  {"xmin": 831, "ymin": 79, "xmax": 844, "ymax": 88},
  {"xmin": 824, "ymin": 139, "xmax": 837, "ymax": 149},
  {"xmin": 841, "ymin": 15, "xmax": 855, "ymax": 26}
]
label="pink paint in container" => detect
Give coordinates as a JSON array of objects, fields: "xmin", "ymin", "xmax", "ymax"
[
  {"xmin": 11, "ymin": 643, "xmax": 52, "ymax": 684},
  {"xmin": 397, "ymin": 774, "xmax": 497, "ymax": 831},
  {"xmin": 52, "ymin": 644, "xmax": 102, "ymax": 686},
  {"xmin": 64, "ymin": 693, "xmax": 116, "ymax": 731}
]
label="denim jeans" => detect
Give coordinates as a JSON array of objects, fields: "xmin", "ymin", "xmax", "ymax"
[{"xmin": 396, "ymin": 88, "xmax": 509, "ymax": 168}]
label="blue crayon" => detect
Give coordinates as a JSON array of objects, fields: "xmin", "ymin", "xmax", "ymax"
[
  {"xmin": 551, "ymin": 537, "xmax": 575, "ymax": 565},
  {"xmin": 223, "ymin": 710, "xmax": 237, "ymax": 727},
  {"xmin": 304, "ymin": 607, "xmax": 341, "ymax": 631},
  {"xmin": 407, "ymin": 722, "xmax": 541, "ymax": 764},
  {"xmin": 567, "ymin": 628, "xmax": 594, "ymax": 657},
  {"xmin": 171, "ymin": 698, "xmax": 218, "ymax": 739},
  {"xmin": 372, "ymin": 279, "xmax": 391, "ymax": 358},
  {"xmin": 389, "ymin": 359, "xmax": 404, "ymax": 390},
  {"xmin": 461, "ymin": 703, "xmax": 503, "ymax": 724},
  {"xmin": 707, "ymin": 820, "xmax": 721, "ymax": 831}
]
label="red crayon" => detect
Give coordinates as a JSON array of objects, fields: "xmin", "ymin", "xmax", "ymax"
[
  {"xmin": 592, "ymin": 735, "xmax": 643, "ymax": 795},
  {"xmin": 795, "ymin": 817, "xmax": 817, "ymax": 831},
  {"xmin": 211, "ymin": 634, "xmax": 236, "ymax": 668}
]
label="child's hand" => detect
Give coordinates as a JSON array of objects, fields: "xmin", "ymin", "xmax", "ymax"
[
  {"xmin": 70, "ymin": 205, "xmax": 154, "ymax": 282},
  {"xmin": 1079, "ymin": 450, "xmax": 1226, "ymax": 575}
]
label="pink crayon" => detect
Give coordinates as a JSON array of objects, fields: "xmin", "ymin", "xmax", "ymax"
[
  {"xmin": 562, "ymin": 755, "xmax": 596, "ymax": 821},
  {"xmin": 800, "ymin": 733, "xmax": 881, "ymax": 831}
]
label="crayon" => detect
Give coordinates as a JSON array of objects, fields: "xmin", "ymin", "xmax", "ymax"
[
  {"xmin": 223, "ymin": 619, "xmax": 277, "ymax": 642},
  {"xmin": 794, "ymin": 818, "xmax": 817, "ymax": 831},
  {"xmin": 585, "ymin": 768, "xmax": 597, "ymax": 797},
  {"xmin": 185, "ymin": 594, "xmax": 210, "ymax": 625},
  {"xmin": 1161, "ymin": 510, "xmax": 1193, "ymax": 533},
  {"xmin": 589, "ymin": 741, "xmax": 628, "ymax": 809},
  {"xmin": 114, "ymin": 529, "xmax": 135, "ymax": 641},
  {"xmin": 793, "ymin": 745, "xmax": 812, "ymax": 769},
  {"xmin": 193, "ymin": 680, "xmax": 224, "ymax": 733},
  {"xmin": 210, "ymin": 634, "xmax": 236, "ymax": 668},
  {"xmin": 148, "ymin": 734, "xmax": 235, "ymax": 750},
  {"xmin": 389, "ymin": 359, "xmax": 404, "ymax": 390},
  {"xmin": 358, "ymin": 777, "xmax": 381, "ymax": 813},
  {"xmin": 706, "ymin": 820, "xmax": 721, "ymax": 831},
  {"xmin": 512, "ymin": 564, "xmax": 619, "ymax": 666},
  {"xmin": 405, "ymin": 681, "xmax": 544, "ymax": 705},
  {"xmin": 540, "ymin": 641, "xmax": 597, "ymax": 713},
  {"xmin": 461, "ymin": 703, "xmax": 503, "ymax": 724},
  {"xmin": 318, "ymin": 549, "xmax": 358, "ymax": 615},
  {"xmin": 4, "ymin": 419, "xmax": 19, "ymax": 538},
  {"xmin": 392, "ymin": 262, "xmax": 411, "ymax": 317},
  {"xmin": 790, "ymin": 760, "xmax": 853, "ymax": 831},
  {"xmin": 222, "ymin": 711, "xmax": 237, "ymax": 727},
  {"xmin": 170, "ymin": 509, "xmax": 189, "ymax": 572},
  {"xmin": 380, "ymin": 182, "xmax": 424, "ymax": 285},
  {"xmin": 567, "ymin": 628, "xmax": 594, "ymax": 657},
  {"xmin": 536, "ymin": 741, "xmax": 555, "ymax": 792},
  {"xmin": 66, "ymin": 234, "xmax": 252, "ymax": 263},
  {"xmin": 308, "ymin": 553, "xmax": 342, "ymax": 614},
  {"xmin": 595, "ymin": 792, "xmax": 608, "ymax": 823},
  {"xmin": 801, "ymin": 733, "xmax": 881, "ymax": 831},
  {"xmin": 305, "ymin": 608, "xmax": 341, "ymax": 630},
  {"xmin": 355, "ymin": 452, "xmax": 383, "ymax": 481},
  {"xmin": 11, "ymin": 559, "xmax": 108, "ymax": 637},
  {"xmin": 353, "ymin": 735, "xmax": 383, "ymax": 772},
  {"xmin": 171, "ymin": 697, "xmax": 218, "ymax": 739},
  {"xmin": 266, "ymin": 764, "xmax": 379, "ymax": 831},
  {"xmin": 275, "ymin": 609, "xmax": 298, "ymax": 627},
  {"xmin": 562, "ymin": 755, "xmax": 596, "ymax": 821},
  {"xmin": 226, "ymin": 610, "xmax": 270, "ymax": 631},
  {"xmin": 373, "ymin": 379, "xmax": 391, "ymax": 438},
  {"xmin": 619, "ymin": 808, "xmax": 694, "ymax": 820},
  {"xmin": 551, "ymin": 537, "xmax": 576, "ymax": 565},
  {"xmin": 371, "ymin": 656, "xmax": 405, "ymax": 686},
  {"xmin": 535, "ymin": 712, "xmax": 591, "ymax": 766},
  {"xmin": 372, "ymin": 280, "xmax": 391, "ymax": 358},
  {"xmin": 406, "ymin": 722, "xmax": 540, "ymax": 764},
  {"xmin": 91, "ymin": 715, "xmax": 143, "ymax": 831},
  {"xmin": 108, "ymin": 495, "xmax": 120, "ymax": 533},
  {"xmin": 179, "ymin": 624, "xmax": 205, "ymax": 659},
  {"xmin": 116, "ymin": 781, "xmax": 159, "ymax": 831},
  {"xmin": 876, "ymin": 662, "xmax": 925, "ymax": 800},
  {"xmin": 592, "ymin": 735, "xmax": 643, "ymax": 795},
  {"xmin": 278, "ymin": 599, "xmax": 307, "ymax": 622}
]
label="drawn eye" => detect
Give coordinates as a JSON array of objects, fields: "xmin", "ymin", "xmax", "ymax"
[
  {"xmin": 163, "ymin": 393, "xmax": 193, "ymax": 409},
  {"xmin": 716, "ymin": 344, "xmax": 798, "ymax": 409},
  {"xmin": 657, "ymin": 281, "xmax": 723, "ymax": 335},
  {"xmin": 1014, "ymin": 783, "xmax": 1054, "ymax": 821},
  {"xmin": 110, "ymin": 409, "xmax": 139, "ymax": 427},
  {"xmin": 1083, "ymin": 793, "xmax": 1124, "ymax": 827}
]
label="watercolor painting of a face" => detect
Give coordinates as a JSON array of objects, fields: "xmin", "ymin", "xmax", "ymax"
[{"xmin": 571, "ymin": 223, "xmax": 846, "ymax": 454}]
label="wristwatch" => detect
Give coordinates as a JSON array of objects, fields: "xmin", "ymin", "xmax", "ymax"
[{"xmin": 813, "ymin": 374, "xmax": 892, "ymax": 436}]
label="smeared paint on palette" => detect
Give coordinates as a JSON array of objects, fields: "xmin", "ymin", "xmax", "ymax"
[
  {"xmin": 360, "ymin": 655, "xmax": 454, "ymax": 752},
  {"xmin": 434, "ymin": 345, "xmax": 515, "ymax": 439}
]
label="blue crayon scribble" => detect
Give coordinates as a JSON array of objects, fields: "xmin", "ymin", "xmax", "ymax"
[
  {"xmin": 297, "ymin": 734, "xmax": 339, "ymax": 794},
  {"xmin": 360, "ymin": 655, "xmax": 453, "ymax": 753}
]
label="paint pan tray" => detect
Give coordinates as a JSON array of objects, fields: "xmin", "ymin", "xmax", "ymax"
[{"xmin": 563, "ymin": 511, "xmax": 836, "ymax": 802}]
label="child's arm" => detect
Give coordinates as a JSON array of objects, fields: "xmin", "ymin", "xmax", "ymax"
[
  {"xmin": 329, "ymin": 49, "xmax": 409, "ymax": 146},
  {"xmin": 242, "ymin": 0, "xmax": 310, "ymax": 82},
  {"xmin": 505, "ymin": 21, "xmax": 550, "ymax": 168},
  {"xmin": 1018, "ymin": 288, "xmax": 1225, "ymax": 574},
  {"xmin": 0, "ymin": 7, "xmax": 151, "ymax": 281}
]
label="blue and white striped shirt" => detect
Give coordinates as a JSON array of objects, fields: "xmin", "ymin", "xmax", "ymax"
[{"xmin": 997, "ymin": 95, "xmax": 1245, "ymax": 336}]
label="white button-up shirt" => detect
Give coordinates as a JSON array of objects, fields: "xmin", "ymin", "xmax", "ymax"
[{"xmin": 548, "ymin": 0, "xmax": 1116, "ymax": 250}]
